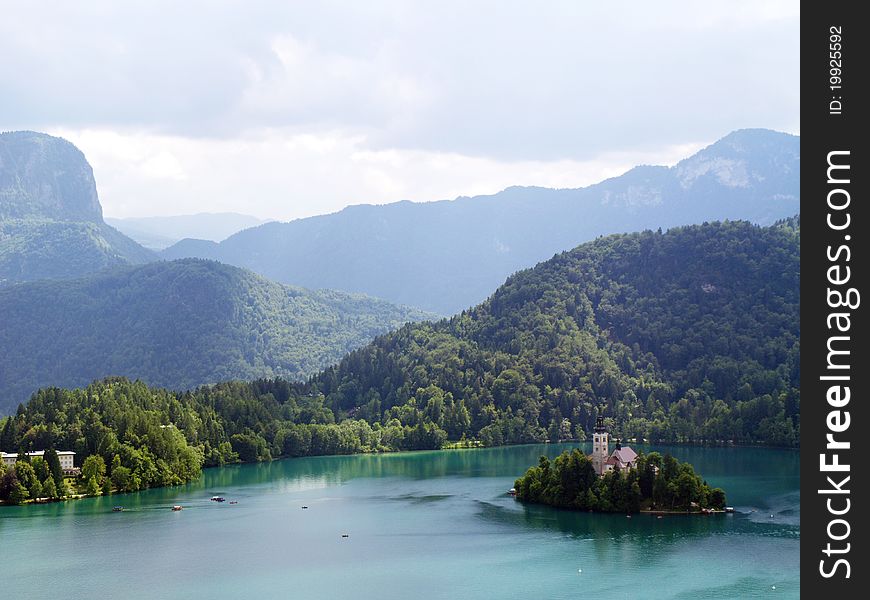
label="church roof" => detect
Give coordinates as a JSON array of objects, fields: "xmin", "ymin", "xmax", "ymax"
[{"xmin": 611, "ymin": 447, "xmax": 638, "ymax": 464}]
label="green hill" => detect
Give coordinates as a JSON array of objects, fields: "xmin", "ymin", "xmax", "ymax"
[
  {"xmin": 0, "ymin": 259, "xmax": 432, "ymax": 414},
  {"xmin": 1, "ymin": 218, "xmax": 800, "ymax": 481},
  {"xmin": 309, "ymin": 218, "xmax": 800, "ymax": 446},
  {"xmin": 0, "ymin": 131, "xmax": 155, "ymax": 285}
]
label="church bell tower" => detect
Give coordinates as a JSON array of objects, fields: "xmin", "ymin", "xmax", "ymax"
[{"xmin": 591, "ymin": 415, "xmax": 609, "ymax": 475}]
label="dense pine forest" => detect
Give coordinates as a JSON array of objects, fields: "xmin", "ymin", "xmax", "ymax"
[
  {"xmin": 310, "ymin": 218, "xmax": 800, "ymax": 447},
  {"xmin": 1, "ymin": 219, "xmax": 798, "ymax": 502}
]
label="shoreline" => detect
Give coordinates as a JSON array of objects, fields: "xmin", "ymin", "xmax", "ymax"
[{"xmin": 1, "ymin": 441, "xmax": 790, "ymax": 508}]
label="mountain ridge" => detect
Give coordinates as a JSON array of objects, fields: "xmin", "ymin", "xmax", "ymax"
[
  {"xmin": 162, "ymin": 129, "xmax": 799, "ymax": 314},
  {"xmin": 1, "ymin": 131, "xmax": 156, "ymax": 284}
]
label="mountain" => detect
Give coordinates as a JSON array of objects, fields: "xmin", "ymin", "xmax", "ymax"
[
  {"xmin": 0, "ymin": 259, "xmax": 433, "ymax": 415},
  {"xmin": 0, "ymin": 131, "xmax": 155, "ymax": 285},
  {"xmin": 0, "ymin": 130, "xmax": 103, "ymax": 222},
  {"xmin": 162, "ymin": 129, "xmax": 799, "ymax": 314},
  {"xmin": 305, "ymin": 219, "xmax": 800, "ymax": 447},
  {"xmin": 2, "ymin": 220, "xmax": 799, "ymax": 466},
  {"xmin": 106, "ymin": 212, "xmax": 268, "ymax": 250}
]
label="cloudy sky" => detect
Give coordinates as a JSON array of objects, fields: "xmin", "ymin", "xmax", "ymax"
[{"xmin": 2, "ymin": 1, "xmax": 799, "ymax": 221}]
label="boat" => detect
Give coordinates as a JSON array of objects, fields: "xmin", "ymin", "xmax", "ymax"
[
  {"xmin": 172, "ymin": 505, "xmax": 183, "ymax": 511},
  {"xmin": 301, "ymin": 506, "xmax": 309, "ymax": 509},
  {"xmin": 112, "ymin": 506, "xmax": 124, "ymax": 512},
  {"xmin": 229, "ymin": 501, "xmax": 238, "ymax": 505},
  {"xmin": 724, "ymin": 506, "xmax": 735, "ymax": 513},
  {"xmin": 210, "ymin": 496, "xmax": 226, "ymax": 502},
  {"xmin": 507, "ymin": 488, "xmax": 517, "ymax": 496}
]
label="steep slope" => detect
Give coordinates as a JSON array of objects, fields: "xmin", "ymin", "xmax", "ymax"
[
  {"xmin": 0, "ymin": 130, "xmax": 103, "ymax": 222},
  {"xmin": 0, "ymin": 259, "xmax": 432, "ymax": 414},
  {"xmin": 0, "ymin": 131, "xmax": 155, "ymax": 284},
  {"xmin": 162, "ymin": 129, "xmax": 799, "ymax": 314},
  {"xmin": 308, "ymin": 219, "xmax": 800, "ymax": 446}
]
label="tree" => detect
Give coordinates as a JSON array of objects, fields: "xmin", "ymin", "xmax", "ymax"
[
  {"xmin": 42, "ymin": 477, "xmax": 58, "ymax": 499},
  {"xmin": 81, "ymin": 455, "xmax": 106, "ymax": 486},
  {"xmin": 56, "ymin": 478, "xmax": 71, "ymax": 498},
  {"xmin": 31, "ymin": 456, "xmax": 50, "ymax": 483},
  {"xmin": 709, "ymin": 488, "xmax": 727, "ymax": 510},
  {"xmin": 230, "ymin": 432, "xmax": 271, "ymax": 462},
  {"xmin": 85, "ymin": 475, "xmax": 101, "ymax": 496},
  {"xmin": 0, "ymin": 417, "xmax": 14, "ymax": 451},
  {"xmin": 8, "ymin": 481, "xmax": 29, "ymax": 504},
  {"xmin": 111, "ymin": 466, "xmax": 134, "ymax": 492},
  {"xmin": 559, "ymin": 418, "xmax": 574, "ymax": 441},
  {"xmin": 44, "ymin": 449, "xmax": 64, "ymax": 490},
  {"xmin": 14, "ymin": 461, "xmax": 38, "ymax": 497},
  {"xmin": 30, "ymin": 479, "xmax": 43, "ymax": 500}
]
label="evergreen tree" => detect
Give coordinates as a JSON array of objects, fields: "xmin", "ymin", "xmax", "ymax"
[
  {"xmin": 44, "ymin": 449, "xmax": 64, "ymax": 490},
  {"xmin": 0, "ymin": 417, "xmax": 14, "ymax": 451},
  {"xmin": 8, "ymin": 481, "xmax": 29, "ymax": 504}
]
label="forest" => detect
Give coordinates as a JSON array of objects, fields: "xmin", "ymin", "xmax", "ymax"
[
  {"xmin": 307, "ymin": 218, "xmax": 800, "ymax": 447},
  {"xmin": 513, "ymin": 449, "xmax": 727, "ymax": 513},
  {"xmin": 0, "ymin": 258, "xmax": 431, "ymax": 414},
  {"xmin": 1, "ymin": 219, "xmax": 799, "ymax": 503},
  {"xmin": 0, "ymin": 377, "xmax": 446, "ymax": 503}
]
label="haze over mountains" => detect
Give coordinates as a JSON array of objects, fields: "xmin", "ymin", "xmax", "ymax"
[
  {"xmin": 161, "ymin": 128, "xmax": 799, "ymax": 314},
  {"xmin": 1, "ymin": 131, "xmax": 154, "ymax": 284},
  {"xmin": 107, "ymin": 213, "xmax": 268, "ymax": 250}
]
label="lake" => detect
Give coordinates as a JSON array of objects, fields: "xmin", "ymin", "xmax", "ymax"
[{"xmin": 1, "ymin": 444, "xmax": 799, "ymax": 599}]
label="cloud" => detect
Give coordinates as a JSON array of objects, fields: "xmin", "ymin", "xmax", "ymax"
[
  {"xmin": 3, "ymin": 1, "xmax": 798, "ymax": 218},
  {"xmin": 52, "ymin": 127, "xmax": 704, "ymax": 221}
]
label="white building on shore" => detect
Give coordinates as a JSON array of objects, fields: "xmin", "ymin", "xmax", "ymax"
[{"xmin": 1, "ymin": 450, "xmax": 77, "ymax": 474}]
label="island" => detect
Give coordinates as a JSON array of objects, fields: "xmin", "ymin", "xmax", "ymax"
[{"xmin": 513, "ymin": 418, "xmax": 726, "ymax": 514}]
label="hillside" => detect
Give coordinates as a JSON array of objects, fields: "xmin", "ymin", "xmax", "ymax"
[
  {"xmin": 308, "ymin": 219, "xmax": 800, "ymax": 446},
  {"xmin": 0, "ymin": 131, "xmax": 154, "ymax": 284},
  {"xmin": 162, "ymin": 129, "xmax": 799, "ymax": 314},
  {"xmin": 0, "ymin": 259, "xmax": 432, "ymax": 414},
  {"xmin": 1, "ymin": 220, "xmax": 800, "ymax": 478}
]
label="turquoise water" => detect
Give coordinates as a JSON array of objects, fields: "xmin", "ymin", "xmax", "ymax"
[{"xmin": 1, "ymin": 444, "xmax": 799, "ymax": 599}]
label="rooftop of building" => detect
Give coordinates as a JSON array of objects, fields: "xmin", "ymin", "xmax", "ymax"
[{"xmin": 1, "ymin": 450, "xmax": 75, "ymax": 457}]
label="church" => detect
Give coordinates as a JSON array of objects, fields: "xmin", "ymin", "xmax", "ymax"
[{"xmin": 589, "ymin": 415, "xmax": 638, "ymax": 476}]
